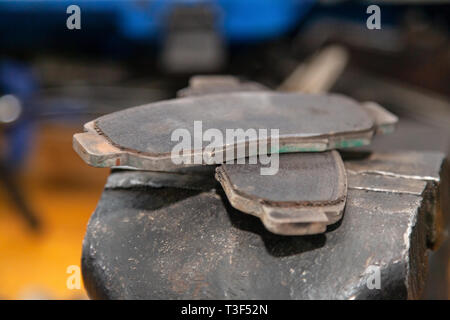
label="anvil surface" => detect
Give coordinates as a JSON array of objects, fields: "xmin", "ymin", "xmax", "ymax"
[{"xmin": 81, "ymin": 151, "xmax": 448, "ymax": 299}]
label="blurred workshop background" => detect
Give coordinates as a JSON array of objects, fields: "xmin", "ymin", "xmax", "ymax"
[{"xmin": 0, "ymin": 0, "xmax": 449, "ymax": 299}]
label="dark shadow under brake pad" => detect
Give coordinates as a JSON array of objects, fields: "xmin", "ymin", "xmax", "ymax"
[
  {"xmin": 215, "ymin": 151, "xmax": 347, "ymax": 235},
  {"xmin": 73, "ymin": 91, "xmax": 381, "ymax": 171},
  {"xmin": 105, "ymin": 166, "xmax": 218, "ymax": 191}
]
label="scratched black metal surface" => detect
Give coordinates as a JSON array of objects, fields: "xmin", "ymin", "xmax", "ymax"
[
  {"xmin": 94, "ymin": 92, "xmax": 374, "ymax": 155},
  {"xmin": 82, "ymin": 183, "xmax": 425, "ymax": 299}
]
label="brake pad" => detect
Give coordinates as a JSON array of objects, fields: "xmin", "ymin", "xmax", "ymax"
[
  {"xmin": 215, "ymin": 151, "xmax": 347, "ymax": 235},
  {"xmin": 177, "ymin": 75, "xmax": 268, "ymax": 97},
  {"xmin": 73, "ymin": 91, "xmax": 394, "ymax": 171}
]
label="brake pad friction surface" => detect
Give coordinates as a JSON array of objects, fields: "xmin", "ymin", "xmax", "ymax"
[
  {"xmin": 215, "ymin": 151, "xmax": 347, "ymax": 235},
  {"xmin": 94, "ymin": 91, "xmax": 374, "ymax": 156},
  {"xmin": 217, "ymin": 151, "xmax": 345, "ymax": 203}
]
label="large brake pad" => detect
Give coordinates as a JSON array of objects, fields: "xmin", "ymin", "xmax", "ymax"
[
  {"xmin": 215, "ymin": 150, "xmax": 347, "ymax": 235},
  {"xmin": 73, "ymin": 91, "xmax": 394, "ymax": 171}
]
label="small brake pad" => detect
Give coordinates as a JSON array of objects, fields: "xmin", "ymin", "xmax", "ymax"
[
  {"xmin": 73, "ymin": 92, "xmax": 392, "ymax": 171},
  {"xmin": 215, "ymin": 150, "xmax": 347, "ymax": 235}
]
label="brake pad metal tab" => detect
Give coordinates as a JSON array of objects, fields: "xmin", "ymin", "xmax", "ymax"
[
  {"xmin": 73, "ymin": 91, "xmax": 393, "ymax": 171},
  {"xmin": 361, "ymin": 101, "xmax": 398, "ymax": 135},
  {"xmin": 215, "ymin": 151, "xmax": 347, "ymax": 235}
]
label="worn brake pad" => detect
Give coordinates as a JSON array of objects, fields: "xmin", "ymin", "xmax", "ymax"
[
  {"xmin": 177, "ymin": 75, "xmax": 268, "ymax": 97},
  {"xmin": 215, "ymin": 151, "xmax": 347, "ymax": 235},
  {"xmin": 73, "ymin": 91, "xmax": 394, "ymax": 171}
]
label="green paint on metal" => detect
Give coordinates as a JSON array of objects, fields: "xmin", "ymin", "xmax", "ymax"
[
  {"xmin": 334, "ymin": 139, "xmax": 366, "ymax": 148},
  {"xmin": 272, "ymin": 145, "xmax": 323, "ymax": 153}
]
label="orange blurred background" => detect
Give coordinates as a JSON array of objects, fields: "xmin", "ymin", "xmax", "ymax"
[{"xmin": 0, "ymin": 123, "xmax": 109, "ymax": 299}]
